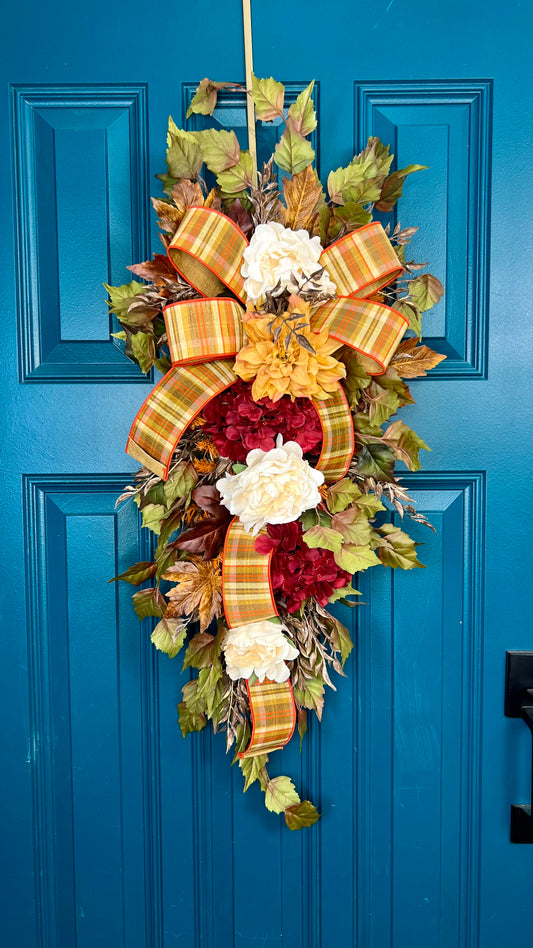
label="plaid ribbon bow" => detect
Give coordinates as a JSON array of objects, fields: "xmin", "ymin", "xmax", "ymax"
[{"xmin": 126, "ymin": 207, "xmax": 407, "ymax": 757}]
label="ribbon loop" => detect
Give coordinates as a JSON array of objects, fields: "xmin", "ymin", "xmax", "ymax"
[
  {"xmin": 313, "ymin": 385, "xmax": 355, "ymax": 483},
  {"xmin": 312, "ymin": 297, "xmax": 408, "ymax": 376},
  {"xmin": 168, "ymin": 207, "xmax": 248, "ymax": 302},
  {"xmin": 320, "ymin": 221, "xmax": 403, "ymax": 299},
  {"xmin": 164, "ymin": 298, "xmax": 245, "ymax": 366},
  {"xmin": 126, "ymin": 360, "xmax": 237, "ymax": 480}
]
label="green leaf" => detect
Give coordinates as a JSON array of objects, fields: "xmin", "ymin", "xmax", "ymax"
[
  {"xmin": 331, "ymin": 507, "xmax": 373, "ymax": 546},
  {"xmin": 110, "ymin": 330, "xmax": 127, "ymax": 341},
  {"xmin": 155, "ymin": 508, "xmax": 185, "ymax": 558},
  {"xmin": 382, "ymin": 419, "xmax": 430, "ymax": 471},
  {"xmin": 285, "ymin": 800, "xmax": 320, "ymax": 830},
  {"xmin": 232, "ymin": 462, "xmax": 247, "ymax": 473},
  {"xmin": 293, "ymin": 676, "xmax": 325, "ymax": 720},
  {"xmin": 104, "ymin": 281, "xmax": 145, "ymax": 321},
  {"xmin": 286, "ymin": 80, "xmax": 316, "ymax": 136},
  {"xmin": 332, "ymin": 202, "xmax": 372, "ymax": 229},
  {"xmin": 166, "ymin": 124, "xmax": 204, "ymax": 180},
  {"xmin": 334, "ymin": 544, "xmax": 381, "ymax": 573},
  {"xmin": 394, "ymin": 299, "xmax": 423, "ymax": 337},
  {"xmin": 239, "ymin": 753, "xmax": 269, "ymax": 792},
  {"xmin": 108, "ymin": 561, "xmax": 157, "ymax": 585},
  {"xmin": 251, "ymin": 75, "xmax": 285, "ymax": 121},
  {"xmin": 326, "ymin": 478, "xmax": 362, "ymax": 514},
  {"xmin": 376, "ymin": 164, "xmax": 427, "ymax": 212},
  {"xmin": 354, "ymin": 493, "xmax": 386, "ymax": 516},
  {"xmin": 196, "ymin": 660, "xmax": 225, "ymax": 718},
  {"xmin": 302, "ymin": 524, "xmax": 343, "ymax": 555},
  {"xmin": 182, "ymin": 678, "xmax": 207, "ymax": 716},
  {"xmin": 141, "ymin": 503, "xmax": 166, "ymax": 535},
  {"xmin": 327, "ymin": 138, "xmax": 393, "ymax": 205},
  {"xmin": 356, "ymin": 442, "xmax": 396, "ymax": 481},
  {"xmin": 327, "ymin": 581, "xmax": 361, "ymax": 606},
  {"xmin": 185, "ymin": 78, "xmax": 237, "ymax": 119},
  {"xmin": 151, "ymin": 616, "xmax": 187, "ymax": 658},
  {"xmin": 340, "ymin": 348, "xmax": 371, "ymax": 406},
  {"xmin": 297, "ymin": 708, "xmax": 307, "ymax": 751},
  {"xmin": 364, "ymin": 380, "xmax": 402, "ymax": 426},
  {"xmin": 193, "ymin": 128, "xmax": 241, "ymax": 173},
  {"xmin": 216, "ymin": 151, "xmax": 254, "ymax": 194},
  {"xmin": 408, "ymin": 273, "xmax": 444, "ymax": 312},
  {"xmin": 177, "ymin": 700, "xmax": 207, "ymax": 737},
  {"xmin": 274, "ymin": 127, "xmax": 315, "ymax": 175},
  {"xmin": 324, "ymin": 612, "xmax": 354, "ymax": 667},
  {"xmin": 130, "ymin": 331, "xmax": 156, "ymax": 374},
  {"xmin": 155, "ymin": 546, "xmax": 177, "ymax": 582},
  {"xmin": 376, "ymin": 523, "xmax": 425, "ymax": 569},
  {"xmin": 163, "ymin": 462, "xmax": 198, "ymax": 506},
  {"xmin": 182, "ymin": 631, "xmax": 219, "ymax": 670},
  {"xmin": 299, "ymin": 508, "xmax": 319, "ymax": 530},
  {"xmin": 132, "ymin": 587, "xmax": 166, "ymax": 620},
  {"xmin": 264, "ymin": 776, "xmax": 300, "ymax": 814}
]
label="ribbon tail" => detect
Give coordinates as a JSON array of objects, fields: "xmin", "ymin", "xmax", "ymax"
[
  {"xmin": 126, "ymin": 360, "xmax": 237, "ymax": 480},
  {"xmin": 239, "ymin": 679, "xmax": 297, "ymax": 758},
  {"xmin": 312, "ymin": 384, "xmax": 355, "ymax": 483},
  {"xmin": 222, "ymin": 518, "xmax": 278, "ymax": 627}
]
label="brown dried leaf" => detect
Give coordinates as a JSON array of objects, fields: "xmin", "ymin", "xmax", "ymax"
[
  {"xmin": 128, "ymin": 254, "xmax": 176, "ymax": 282},
  {"xmin": 151, "ymin": 197, "xmax": 183, "ymax": 235},
  {"xmin": 172, "ymin": 179, "xmax": 204, "ymax": 216},
  {"xmin": 163, "ymin": 555, "xmax": 222, "ymax": 632},
  {"xmin": 283, "ymin": 165, "xmax": 323, "ymax": 231},
  {"xmin": 390, "ymin": 338, "xmax": 447, "ymax": 378},
  {"xmin": 172, "ymin": 515, "xmax": 231, "ymax": 560}
]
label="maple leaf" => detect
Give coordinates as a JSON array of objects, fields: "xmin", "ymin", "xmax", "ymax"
[
  {"xmin": 163, "ymin": 555, "xmax": 222, "ymax": 632},
  {"xmin": 283, "ymin": 165, "xmax": 323, "ymax": 231},
  {"xmin": 151, "ymin": 197, "xmax": 184, "ymax": 235},
  {"xmin": 390, "ymin": 337, "xmax": 447, "ymax": 378},
  {"xmin": 171, "ymin": 179, "xmax": 204, "ymax": 217}
]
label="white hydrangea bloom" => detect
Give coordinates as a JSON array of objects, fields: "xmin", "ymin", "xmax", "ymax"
[
  {"xmin": 216, "ymin": 435, "xmax": 324, "ymax": 536},
  {"xmin": 222, "ymin": 620, "xmax": 299, "ymax": 683},
  {"xmin": 241, "ymin": 221, "xmax": 337, "ymax": 304}
]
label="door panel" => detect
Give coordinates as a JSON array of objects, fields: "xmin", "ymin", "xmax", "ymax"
[{"xmin": 2, "ymin": 1, "xmax": 533, "ymax": 946}]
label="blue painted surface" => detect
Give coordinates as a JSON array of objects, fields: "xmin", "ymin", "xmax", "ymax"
[{"xmin": 2, "ymin": 1, "xmax": 533, "ymax": 946}]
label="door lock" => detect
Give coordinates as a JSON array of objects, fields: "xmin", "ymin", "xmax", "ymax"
[{"xmin": 505, "ymin": 651, "xmax": 533, "ymax": 843}]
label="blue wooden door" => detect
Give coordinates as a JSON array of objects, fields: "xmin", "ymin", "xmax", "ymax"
[{"xmin": 2, "ymin": 2, "xmax": 532, "ymax": 946}]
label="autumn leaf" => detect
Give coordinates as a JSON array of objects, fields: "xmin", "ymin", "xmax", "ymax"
[
  {"xmin": 186, "ymin": 78, "xmax": 240, "ymax": 119},
  {"xmin": 225, "ymin": 198, "xmax": 254, "ymax": 238},
  {"xmin": 285, "ymin": 800, "xmax": 320, "ymax": 830},
  {"xmin": 163, "ymin": 462, "xmax": 198, "ymax": 506},
  {"xmin": 251, "ymin": 75, "xmax": 285, "ymax": 121},
  {"xmin": 191, "ymin": 484, "xmax": 227, "ymax": 518},
  {"xmin": 293, "ymin": 676, "xmax": 325, "ymax": 720},
  {"xmin": 283, "ymin": 165, "xmax": 323, "ymax": 231},
  {"xmin": 322, "ymin": 612, "xmax": 354, "ymax": 668},
  {"xmin": 274, "ymin": 128, "xmax": 315, "ymax": 175},
  {"xmin": 325, "ymin": 477, "xmax": 362, "ymax": 514},
  {"xmin": 108, "ymin": 561, "xmax": 157, "ymax": 586},
  {"xmin": 356, "ymin": 442, "xmax": 396, "ymax": 481},
  {"xmin": 150, "ymin": 197, "xmax": 184, "ymax": 235},
  {"xmin": 334, "ymin": 544, "xmax": 381, "ymax": 574},
  {"xmin": 166, "ymin": 122, "xmax": 204, "ymax": 181},
  {"xmin": 382, "ymin": 419, "xmax": 430, "ymax": 471},
  {"xmin": 163, "ymin": 555, "xmax": 222, "ymax": 632},
  {"xmin": 408, "ymin": 273, "xmax": 444, "ymax": 312},
  {"xmin": 286, "ymin": 81, "xmax": 316, "ymax": 136},
  {"xmin": 216, "ymin": 151, "xmax": 254, "ymax": 194},
  {"xmin": 132, "ymin": 587, "xmax": 166, "ymax": 621},
  {"xmin": 178, "ymin": 701, "xmax": 207, "ymax": 737},
  {"xmin": 193, "ymin": 128, "xmax": 241, "ymax": 173},
  {"xmin": 127, "ymin": 254, "xmax": 176, "ymax": 282},
  {"xmin": 302, "ymin": 524, "xmax": 344, "ymax": 555},
  {"xmin": 375, "ymin": 523, "xmax": 425, "ymax": 569},
  {"xmin": 172, "ymin": 514, "xmax": 231, "ymax": 561},
  {"xmin": 239, "ymin": 753, "xmax": 269, "ymax": 792},
  {"xmin": 151, "ymin": 616, "xmax": 188, "ymax": 658},
  {"xmin": 130, "ymin": 332, "xmax": 156, "ymax": 374},
  {"xmin": 376, "ymin": 164, "xmax": 427, "ymax": 212},
  {"xmin": 394, "ymin": 299, "xmax": 423, "ymax": 337},
  {"xmin": 264, "ymin": 776, "xmax": 300, "ymax": 814},
  {"xmin": 331, "ymin": 507, "xmax": 373, "ymax": 547},
  {"xmin": 390, "ymin": 337, "xmax": 446, "ymax": 377},
  {"xmin": 327, "ymin": 138, "xmax": 393, "ymax": 205},
  {"xmin": 171, "ymin": 179, "xmax": 204, "ymax": 217},
  {"xmin": 182, "ymin": 630, "xmax": 220, "ymax": 670},
  {"xmin": 104, "ymin": 281, "xmax": 146, "ymax": 320}
]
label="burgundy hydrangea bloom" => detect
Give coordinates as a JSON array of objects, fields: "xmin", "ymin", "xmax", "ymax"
[
  {"xmin": 255, "ymin": 521, "xmax": 351, "ymax": 613},
  {"xmin": 202, "ymin": 380, "xmax": 322, "ymax": 462}
]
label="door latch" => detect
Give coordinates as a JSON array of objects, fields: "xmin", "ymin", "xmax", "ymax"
[{"xmin": 505, "ymin": 651, "xmax": 533, "ymax": 843}]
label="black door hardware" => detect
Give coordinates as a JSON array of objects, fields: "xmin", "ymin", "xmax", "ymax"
[{"xmin": 505, "ymin": 651, "xmax": 533, "ymax": 843}]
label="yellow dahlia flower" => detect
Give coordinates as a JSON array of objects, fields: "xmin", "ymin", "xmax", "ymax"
[{"xmin": 233, "ymin": 300, "xmax": 345, "ymax": 402}]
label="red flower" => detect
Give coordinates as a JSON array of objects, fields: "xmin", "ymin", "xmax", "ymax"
[
  {"xmin": 202, "ymin": 380, "xmax": 322, "ymax": 462},
  {"xmin": 255, "ymin": 522, "xmax": 351, "ymax": 613}
]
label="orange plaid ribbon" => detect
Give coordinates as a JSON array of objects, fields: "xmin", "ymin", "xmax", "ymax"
[{"xmin": 126, "ymin": 208, "xmax": 407, "ymax": 758}]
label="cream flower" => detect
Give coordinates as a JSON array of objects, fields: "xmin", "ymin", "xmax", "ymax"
[
  {"xmin": 222, "ymin": 619, "xmax": 299, "ymax": 683},
  {"xmin": 241, "ymin": 221, "xmax": 336, "ymax": 304},
  {"xmin": 216, "ymin": 435, "xmax": 324, "ymax": 535}
]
